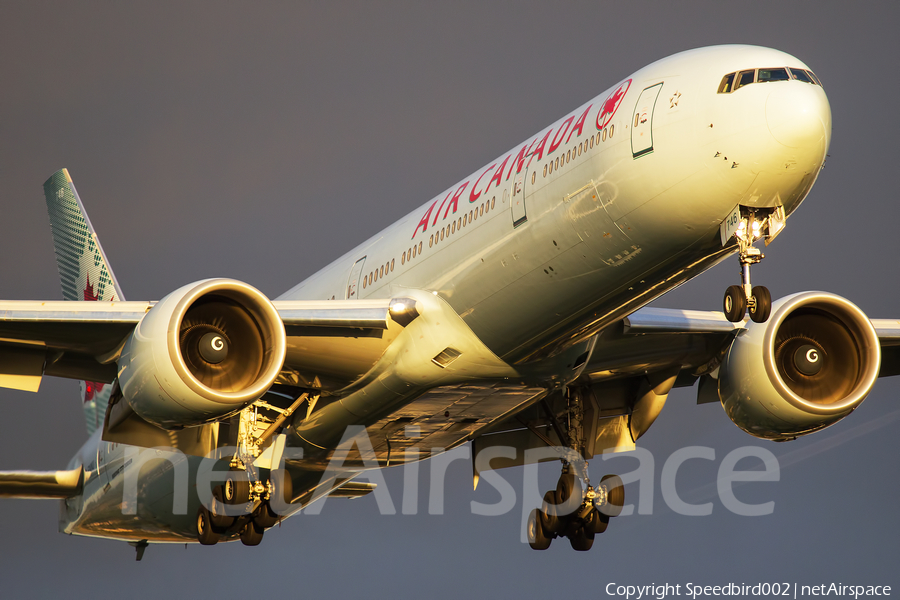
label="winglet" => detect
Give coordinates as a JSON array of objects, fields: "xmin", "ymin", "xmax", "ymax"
[
  {"xmin": 43, "ymin": 169, "xmax": 125, "ymax": 434},
  {"xmin": 43, "ymin": 169, "xmax": 124, "ymax": 303}
]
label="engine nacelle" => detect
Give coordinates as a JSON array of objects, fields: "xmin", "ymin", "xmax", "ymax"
[
  {"xmin": 118, "ymin": 279, "xmax": 286, "ymax": 429},
  {"xmin": 718, "ymin": 292, "xmax": 880, "ymax": 441}
]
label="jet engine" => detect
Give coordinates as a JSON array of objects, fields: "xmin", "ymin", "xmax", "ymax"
[
  {"xmin": 117, "ymin": 279, "xmax": 286, "ymax": 429},
  {"xmin": 718, "ymin": 292, "xmax": 880, "ymax": 441}
]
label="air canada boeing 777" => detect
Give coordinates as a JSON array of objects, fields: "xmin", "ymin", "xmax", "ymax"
[{"xmin": 2, "ymin": 45, "xmax": 896, "ymax": 557}]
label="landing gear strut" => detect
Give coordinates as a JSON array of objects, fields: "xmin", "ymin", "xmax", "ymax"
[{"xmin": 723, "ymin": 212, "xmax": 772, "ymax": 323}]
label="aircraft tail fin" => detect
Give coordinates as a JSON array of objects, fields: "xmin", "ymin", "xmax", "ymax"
[{"xmin": 43, "ymin": 169, "xmax": 125, "ymax": 435}]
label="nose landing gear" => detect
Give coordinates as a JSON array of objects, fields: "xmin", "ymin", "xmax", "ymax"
[{"xmin": 723, "ymin": 212, "xmax": 773, "ymax": 323}]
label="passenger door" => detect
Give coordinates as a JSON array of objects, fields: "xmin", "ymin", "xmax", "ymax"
[
  {"xmin": 346, "ymin": 257, "xmax": 366, "ymax": 299},
  {"xmin": 631, "ymin": 82, "xmax": 663, "ymax": 158}
]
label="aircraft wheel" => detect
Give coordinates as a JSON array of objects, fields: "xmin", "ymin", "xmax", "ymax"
[
  {"xmin": 224, "ymin": 472, "xmax": 250, "ymax": 505},
  {"xmin": 527, "ymin": 508, "xmax": 551, "ymax": 550},
  {"xmin": 556, "ymin": 471, "xmax": 582, "ymax": 517},
  {"xmin": 210, "ymin": 486, "xmax": 235, "ymax": 529},
  {"xmin": 240, "ymin": 521, "xmax": 264, "ymax": 547},
  {"xmin": 196, "ymin": 506, "xmax": 220, "ymax": 546},
  {"xmin": 254, "ymin": 503, "xmax": 279, "ymax": 529},
  {"xmin": 585, "ymin": 508, "xmax": 609, "ymax": 535},
  {"xmin": 749, "ymin": 286, "xmax": 772, "ymax": 323},
  {"xmin": 599, "ymin": 474, "xmax": 625, "ymax": 517},
  {"xmin": 270, "ymin": 468, "xmax": 293, "ymax": 510},
  {"xmin": 540, "ymin": 490, "xmax": 561, "ymax": 535},
  {"xmin": 568, "ymin": 526, "xmax": 594, "ymax": 551},
  {"xmin": 724, "ymin": 285, "xmax": 746, "ymax": 322}
]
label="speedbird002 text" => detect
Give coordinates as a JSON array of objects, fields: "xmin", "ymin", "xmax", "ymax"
[{"xmin": 1, "ymin": 44, "xmax": 897, "ymax": 558}]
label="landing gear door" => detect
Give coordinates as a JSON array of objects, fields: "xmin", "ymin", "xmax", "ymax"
[
  {"xmin": 346, "ymin": 257, "xmax": 366, "ymax": 299},
  {"xmin": 631, "ymin": 82, "xmax": 663, "ymax": 158},
  {"xmin": 511, "ymin": 166, "xmax": 529, "ymax": 227}
]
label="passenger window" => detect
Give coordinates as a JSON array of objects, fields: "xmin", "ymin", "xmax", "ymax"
[
  {"xmin": 548, "ymin": 161, "xmax": 553, "ymax": 174},
  {"xmin": 490, "ymin": 197, "xmax": 495, "ymax": 210},
  {"xmin": 374, "ymin": 270, "xmax": 378, "ymax": 283},
  {"xmin": 429, "ymin": 235, "xmax": 433, "ymax": 248},
  {"xmin": 390, "ymin": 259, "xmax": 394, "ymax": 272},
  {"xmin": 718, "ymin": 72, "xmax": 735, "ymax": 94},
  {"xmin": 734, "ymin": 69, "xmax": 755, "ymax": 91},
  {"xmin": 757, "ymin": 68, "xmax": 789, "ymax": 83},
  {"xmin": 634, "ymin": 114, "xmax": 639, "ymax": 127},
  {"xmin": 602, "ymin": 128, "xmax": 607, "ymax": 142},
  {"xmin": 543, "ymin": 164, "xmax": 547, "ymax": 177},
  {"xmin": 379, "ymin": 266, "xmax": 384, "ymax": 278},
  {"xmin": 609, "ymin": 125, "xmax": 614, "ymax": 138},
  {"xmin": 566, "ymin": 150, "xmax": 571, "ymax": 162},
  {"xmin": 789, "ymin": 68, "xmax": 813, "ymax": 84},
  {"xmin": 590, "ymin": 136, "xmax": 594, "ymax": 148},
  {"xmin": 363, "ymin": 277, "xmax": 367, "ymax": 289},
  {"xmin": 413, "ymin": 244, "xmax": 417, "ymax": 257},
  {"xmin": 401, "ymin": 252, "xmax": 406, "ymax": 265},
  {"xmin": 531, "ymin": 172, "xmax": 536, "ymax": 184},
  {"xmin": 418, "ymin": 242, "xmax": 422, "ymax": 254}
]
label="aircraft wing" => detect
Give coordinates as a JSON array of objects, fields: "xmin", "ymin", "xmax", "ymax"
[
  {"xmin": 0, "ymin": 298, "xmax": 398, "ymax": 392},
  {"xmin": 0, "ymin": 467, "xmax": 83, "ymax": 499},
  {"xmin": 617, "ymin": 306, "xmax": 900, "ymax": 376}
]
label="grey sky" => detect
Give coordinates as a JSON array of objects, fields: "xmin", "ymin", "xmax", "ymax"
[{"xmin": 1, "ymin": 2, "xmax": 898, "ymax": 598}]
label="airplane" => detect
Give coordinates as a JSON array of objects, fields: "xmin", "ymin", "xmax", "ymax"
[{"xmin": 2, "ymin": 43, "xmax": 895, "ymax": 558}]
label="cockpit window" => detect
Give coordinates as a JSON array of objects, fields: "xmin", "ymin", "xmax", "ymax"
[
  {"xmin": 757, "ymin": 68, "xmax": 790, "ymax": 83},
  {"xmin": 734, "ymin": 69, "xmax": 756, "ymax": 91},
  {"xmin": 718, "ymin": 72, "xmax": 736, "ymax": 94},
  {"xmin": 789, "ymin": 68, "xmax": 813, "ymax": 84},
  {"xmin": 717, "ymin": 66, "xmax": 821, "ymax": 93}
]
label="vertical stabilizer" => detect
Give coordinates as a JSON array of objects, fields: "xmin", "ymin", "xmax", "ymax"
[{"xmin": 43, "ymin": 169, "xmax": 125, "ymax": 435}]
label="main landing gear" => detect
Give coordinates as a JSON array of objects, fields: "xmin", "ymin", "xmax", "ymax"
[
  {"xmin": 195, "ymin": 468, "xmax": 293, "ymax": 547},
  {"xmin": 723, "ymin": 212, "xmax": 772, "ymax": 324},
  {"xmin": 527, "ymin": 462, "xmax": 624, "ymax": 551}
]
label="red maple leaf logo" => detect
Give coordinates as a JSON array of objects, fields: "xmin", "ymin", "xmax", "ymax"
[
  {"xmin": 84, "ymin": 274, "xmax": 101, "ymax": 301},
  {"xmin": 82, "ymin": 275, "xmax": 105, "ymax": 404},
  {"xmin": 596, "ymin": 79, "xmax": 632, "ymax": 130},
  {"xmin": 84, "ymin": 380, "xmax": 105, "ymax": 403}
]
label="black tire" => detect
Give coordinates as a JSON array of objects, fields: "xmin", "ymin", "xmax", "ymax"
[
  {"xmin": 540, "ymin": 490, "xmax": 561, "ymax": 535},
  {"xmin": 269, "ymin": 468, "xmax": 293, "ymax": 512},
  {"xmin": 749, "ymin": 286, "xmax": 772, "ymax": 323},
  {"xmin": 254, "ymin": 503, "xmax": 279, "ymax": 529},
  {"xmin": 585, "ymin": 508, "xmax": 609, "ymax": 535},
  {"xmin": 527, "ymin": 508, "xmax": 551, "ymax": 550},
  {"xmin": 569, "ymin": 526, "xmax": 594, "ymax": 551},
  {"xmin": 556, "ymin": 471, "xmax": 583, "ymax": 517},
  {"xmin": 240, "ymin": 521, "xmax": 264, "ymax": 547},
  {"xmin": 196, "ymin": 506, "xmax": 219, "ymax": 546},
  {"xmin": 224, "ymin": 472, "xmax": 250, "ymax": 505},
  {"xmin": 724, "ymin": 285, "xmax": 746, "ymax": 322},
  {"xmin": 599, "ymin": 474, "xmax": 625, "ymax": 517},
  {"xmin": 209, "ymin": 486, "xmax": 236, "ymax": 529}
]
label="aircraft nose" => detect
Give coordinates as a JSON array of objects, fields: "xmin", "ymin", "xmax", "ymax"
[{"xmin": 765, "ymin": 83, "xmax": 831, "ymax": 150}]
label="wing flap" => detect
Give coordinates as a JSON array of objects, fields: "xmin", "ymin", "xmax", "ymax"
[{"xmin": 623, "ymin": 307, "xmax": 741, "ymax": 334}]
